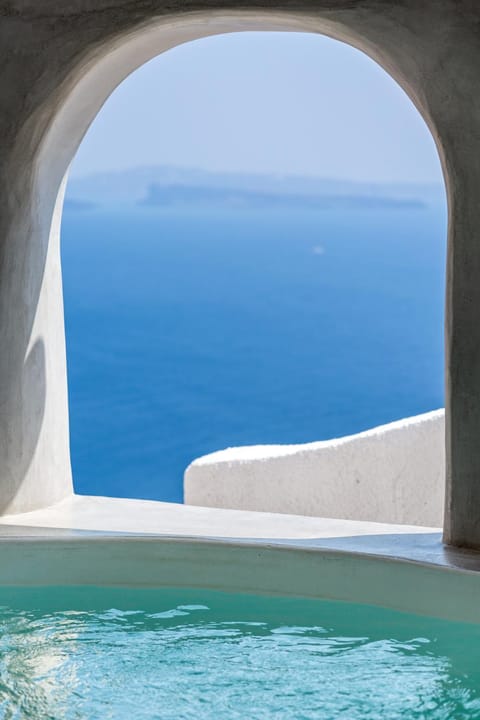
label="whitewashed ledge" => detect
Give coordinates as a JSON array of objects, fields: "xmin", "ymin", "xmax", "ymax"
[
  {"xmin": 185, "ymin": 410, "xmax": 445, "ymax": 527},
  {"xmin": 0, "ymin": 494, "xmax": 479, "ymax": 625}
]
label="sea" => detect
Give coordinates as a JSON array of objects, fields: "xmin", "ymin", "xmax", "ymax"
[{"xmin": 61, "ymin": 201, "xmax": 447, "ymax": 503}]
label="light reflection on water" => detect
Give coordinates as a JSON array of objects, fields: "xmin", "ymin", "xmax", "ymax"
[{"xmin": 0, "ymin": 587, "xmax": 478, "ymax": 719}]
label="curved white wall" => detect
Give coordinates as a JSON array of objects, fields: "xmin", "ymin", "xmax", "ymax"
[
  {"xmin": 0, "ymin": 2, "xmax": 462, "ymax": 537},
  {"xmin": 185, "ymin": 410, "xmax": 445, "ymax": 527}
]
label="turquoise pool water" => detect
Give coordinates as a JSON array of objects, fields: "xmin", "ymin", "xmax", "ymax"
[{"xmin": 0, "ymin": 587, "xmax": 478, "ymax": 719}]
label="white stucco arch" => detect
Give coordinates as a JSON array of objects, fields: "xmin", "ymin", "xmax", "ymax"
[{"xmin": 3, "ymin": 1, "xmax": 480, "ymax": 549}]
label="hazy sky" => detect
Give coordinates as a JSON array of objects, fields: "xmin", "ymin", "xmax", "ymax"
[{"xmin": 71, "ymin": 32, "xmax": 442, "ymax": 184}]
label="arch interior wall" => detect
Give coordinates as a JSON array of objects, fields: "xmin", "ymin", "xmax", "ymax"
[{"xmin": 1, "ymin": 0, "xmax": 479, "ymax": 549}]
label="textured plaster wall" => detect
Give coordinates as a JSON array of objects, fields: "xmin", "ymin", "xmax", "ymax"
[
  {"xmin": 185, "ymin": 410, "xmax": 445, "ymax": 527},
  {"xmin": 1, "ymin": 0, "xmax": 480, "ymax": 548}
]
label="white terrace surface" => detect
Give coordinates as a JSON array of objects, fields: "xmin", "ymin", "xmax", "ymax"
[{"xmin": 0, "ymin": 493, "xmax": 436, "ymax": 541}]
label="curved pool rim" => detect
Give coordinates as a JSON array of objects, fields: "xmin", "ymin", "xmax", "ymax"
[{"xmin": 0, "ymin": 495, "xmax": 479, "ymax": 626}]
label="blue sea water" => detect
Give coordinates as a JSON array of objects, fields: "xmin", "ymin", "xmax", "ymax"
[{"xmin": 61, "ymin": 203, "xmax": 446, "ymax": 502}]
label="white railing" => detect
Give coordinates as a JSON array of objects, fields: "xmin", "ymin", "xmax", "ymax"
[{"xmin": 184, "ymin": 410, "xmax": 445, "ymax": 527}]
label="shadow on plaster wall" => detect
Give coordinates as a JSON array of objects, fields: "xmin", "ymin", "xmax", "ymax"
[{"xmin": 0, "ymin": 338, "xmax": 46, "ymax": 513}]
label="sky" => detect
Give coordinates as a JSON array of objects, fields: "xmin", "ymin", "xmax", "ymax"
[{"xmin": 71, "ymin": 32, "xmax": 442, "ymax": 185}]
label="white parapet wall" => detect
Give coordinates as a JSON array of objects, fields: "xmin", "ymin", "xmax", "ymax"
[{"xmin": 184, "ymin": 410, "xmax": 445, "ymax": 527}]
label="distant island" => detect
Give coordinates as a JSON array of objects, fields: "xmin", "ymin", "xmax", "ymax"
[
  {"xmin": 65, "ymin": 165, "xmax": 444, "ymax": 210},
  {"xmin": 139, "ymin": 182, "xmax": 425, "ymax": 211}
]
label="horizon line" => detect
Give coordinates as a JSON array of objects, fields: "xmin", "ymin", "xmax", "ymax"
[{"xmin": 69, "ymin": 163, "xmax": 444, "ymax": 188}]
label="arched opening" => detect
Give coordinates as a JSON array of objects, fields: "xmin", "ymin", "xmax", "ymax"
[
  {"xmin": 61, "ymin": 31, "xmax": 445, "ymax": 507},
  {"xmin": 12, "ymin": 7, "xmax": 480, "ymax": 544}
]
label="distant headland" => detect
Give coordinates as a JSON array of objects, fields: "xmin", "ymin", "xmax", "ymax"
[{"xmin": 66, "ymin": 165, "xmax": 444, "ymax": 211}]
